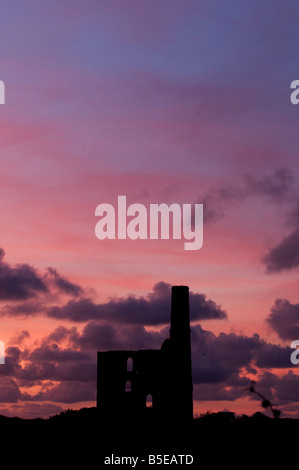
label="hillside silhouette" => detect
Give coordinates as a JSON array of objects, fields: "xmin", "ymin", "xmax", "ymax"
[{"xmin": 0, "ymin": 407, "xmax": 297, "ymax": 466}]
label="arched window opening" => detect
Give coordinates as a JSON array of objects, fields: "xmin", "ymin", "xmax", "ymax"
[
  {"xmin": 127, "ymin": 357, "xmax": 133, "ymax": 372},
  {"xmin": 146, "ymin": 394, "xmax": 153, "ymax": 408},
  {"xmin": 125, "ymin": 380, "xmax": 132, "ymax": 392}
]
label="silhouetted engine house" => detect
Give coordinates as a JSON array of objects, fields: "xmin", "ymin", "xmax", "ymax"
[{"xmin": 97, "ymin": 286, "xmax": 193, "ymax": 422}]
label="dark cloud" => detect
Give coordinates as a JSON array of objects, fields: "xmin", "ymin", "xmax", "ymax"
[
  {"xmin": 255, "ymin": 370, "xmax": 299, "ymax": 407},
  {"xmin": 2, "ymin": 301, "xmax": 43, "ymax": 317},
  {"xmin": 262, "ymin": 229, "xmax": 299, "ymax": 273},
  {"xmin": 278, "ymin": 402, "xmax": 299, "ymax": 419},
  {"xmin": 28, "ymin": 344, "xmax": 91, "ymax": 364},
  {"xmin": 0, "ymin": 317, "xmax": 296, "ymax": 412},
  {"xmin": 47, "ymin": 298, "xmax": 104, "ymax": 323},
  {"xmin": 0, "ymin": 249, "xmax": 86, "ymax": 317},
  {"xmin": 0, "ymin": 248, "xmax": 48, "ymax": 300},
  {"xmin": 0, "ymin": 260, "xmax": 295, "ymax": 415},
  {"xmin": 202, "ymin": 167, "xmax": 295, "ymax": 223},
  {"xmin": 77, "ymin": 322, "xmax": 167, "ymax": 351},
  {"xmin": 194, "ymin": 375, "xmax": 250, "ymax": 402},
  {"xmin": 199, "ymin": 169, "xmax": 299, "ymax": 273},
  {"xmin": 254, "ymin": 342, "xmax": 292, "ymax": 369},
  {"xmin": 190, "ymin": 325, "xmax": 294, "ymax": 405},
  {"xmin": 244, "ymin": 167, "xmax": 295, "ymax": 203},
  {"xmin": 46, "ymin": 282, "xmax": 227, "ymax": 325},
  {"xmin": 19, "ymin": 346, "xmax": 95, "ymax": 384},
  {"xmin": 0, "ymin": 377, "xmax": 21, "ymax": 403},
  {"xmin": 46, "ymin": 267, "xmax": 83, "ymax": 297},
  {"xmin": 202, "ymin": 185, "xmax": 243, "ymax": 223},
  {"xmin": 22, "ymin": 381, "xmax": 96, "ymax": 404},
  {"xmin": 259, "ymin": 173, "xmax": 299, "ymax": 273},
  {"xmin": 0, "ymin": 347, "xmax": 23, "ymax": 377},
  {"xmin": 45, "ymin": 325, "xmax": 79, "ymax": 345},
  {"xmin": 8, "ymin": 330, "xmax": 30, "ymax": 347},
  {"xmin": 287, "ymin": 202, "xmax": 299, "ymax": 228},
  {"xmin": 21, "ymin": 322, "xmax": 298, "ymax": 389},
  {"xmin": 266, "ymin": 299, "xmax": 299, "ymax": 340},
  {"xmin": 191, "ymin": 326, "xmax": 260, "ymax": 385},
  {"xmin": 191, "ymin": 326, "xmax": 291, "ymax": 385}
]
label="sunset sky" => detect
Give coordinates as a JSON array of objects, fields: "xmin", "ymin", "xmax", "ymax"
[{"xmin": 1, "ymin": 0, "xmax": 299, "ymax": 419}]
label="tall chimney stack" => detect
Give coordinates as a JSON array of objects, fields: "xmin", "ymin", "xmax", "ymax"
[
  {"xmin": 169, "ymin": 285, "xmax": 193, "ymax": 422},
  {"xmin": 170, "ymin": 285, "xmax": 191, "ymax": 345}
]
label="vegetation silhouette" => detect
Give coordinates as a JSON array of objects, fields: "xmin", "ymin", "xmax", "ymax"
[
  {"xmin": 0, "ymin": 407, "xmax": 298, "ymax": 465},
  {"xmin": 249, "ymin": 380, "xmax": 281, "ymax": 418}
]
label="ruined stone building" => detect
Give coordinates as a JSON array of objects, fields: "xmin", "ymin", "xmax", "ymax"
[{"xmin": 97, "ymin": 286, "xmax": 193, "ymax": 423}]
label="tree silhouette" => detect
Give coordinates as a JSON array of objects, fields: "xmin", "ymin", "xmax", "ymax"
[{"xmin": 249, "ymin": 381, "xmax": 281, "ymax": 418}]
